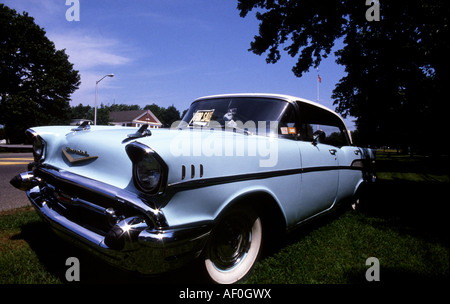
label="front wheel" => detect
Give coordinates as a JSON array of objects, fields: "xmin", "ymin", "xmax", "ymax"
[{"xmin": 204, "ymin": 207, "xmax": 263, "ymax": 284}]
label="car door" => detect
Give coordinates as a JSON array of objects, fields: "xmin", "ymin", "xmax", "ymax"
[
  {"xmin": 296, "ymin": 140, "xmax": 340, "ymax": 221},
  {"xmin": 291, "ymin": 100, "xmax": 352, "ymax": 223}
]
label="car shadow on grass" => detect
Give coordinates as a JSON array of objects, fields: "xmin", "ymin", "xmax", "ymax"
[
  {"xmin": 359, "ymin": 178, "xmax": 449, "ymax": 247},
  {"xmin": 344, "ymin": 173, "xmax": 449, "ymax": 284}
]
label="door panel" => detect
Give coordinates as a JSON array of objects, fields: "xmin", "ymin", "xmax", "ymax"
[
  {"xmin": 335, "ymin": 146, "xmax": 364, "ymax": 201},
  {"xmin": 296, "ymin": 141, "xmax": 339, "ymax": 222}
]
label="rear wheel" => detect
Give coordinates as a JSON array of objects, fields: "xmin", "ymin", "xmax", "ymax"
[
  {"xmin": 204, "ymin": 206, "xmax": 262, "ymax": 284},
  {"xmin": 351, "ymin": 184, "xmax": 371, "ymax": 211},
  {"xmin": 351, "ymin": 197, "xmax": 361, "ymax": 210}
]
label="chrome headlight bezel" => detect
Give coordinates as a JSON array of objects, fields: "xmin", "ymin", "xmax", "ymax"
[
  {"xmin": 126, "ymin": 142, "xmax": 168, "ymax": 195},
  {"xmin": 26, "ymin": 129, "xmax": 46, "ymax": 162}
]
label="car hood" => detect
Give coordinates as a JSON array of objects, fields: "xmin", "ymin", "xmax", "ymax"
[{"xmin": 31, "ymin": 126, "xmax": 142, "ymax": 189}]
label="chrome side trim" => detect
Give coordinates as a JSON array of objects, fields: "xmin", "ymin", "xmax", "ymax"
[{"xmin": 167, "ymin": 165, "xmax": 363, "ymax": 191}]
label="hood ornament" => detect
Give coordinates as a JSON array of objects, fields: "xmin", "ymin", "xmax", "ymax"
[
  {"xmin": 122, "ymin": 124, "xmax": 152, "ymax": 144},
  {"xmin": 71, "ymin": 121, "xmax": 91, "ymax": 132}
]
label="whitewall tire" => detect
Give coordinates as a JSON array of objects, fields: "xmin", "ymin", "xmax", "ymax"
[{"xmin": 204, "ymin": 207, "xmax": 263, "ymax": 284}]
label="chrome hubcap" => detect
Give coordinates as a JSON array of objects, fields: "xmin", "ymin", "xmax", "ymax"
[{"xmin": 209, "ymin": 216, "xmax": 252, "ymax": 271}]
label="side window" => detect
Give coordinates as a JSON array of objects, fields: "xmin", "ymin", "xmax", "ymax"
[
  {"xmin": 278, "ymin": 104, "xmax": 299, "ymax": 138},
  {"xmin": 318, "ymin": 125, "xmax": 348, "ymax": 147},
  {"xmin": 296, "ymin": 101, "xmax": 350, "ymax": 147}
]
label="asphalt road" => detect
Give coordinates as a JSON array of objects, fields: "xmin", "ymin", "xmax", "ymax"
[{"xmin": 0, "ymin": 153, "xmax": 33, "ymax": 211}]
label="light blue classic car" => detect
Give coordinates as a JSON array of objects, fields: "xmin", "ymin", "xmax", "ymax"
[{"xmin": 11, "ymin": 93, "xmax": 375, "ymax": 283}]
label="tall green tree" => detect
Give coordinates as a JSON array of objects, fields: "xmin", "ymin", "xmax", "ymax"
[
  {"xmin": 159, "ymin": 105, "xmax": 181, "ymax": 127},
  {"xmin": 238, "ymin": 0, "xmax": 449, "ymax": 152},
  {"xmin": 144, "ymin": 103, "xmax": 180, "ymax": 126},
  {"xmin": 332, "ymin": 1, "xmax": 449, "ymax": 151},
  {"xmin": 0, "ymin": 4, "xmax": 80, "ymax": 143}
]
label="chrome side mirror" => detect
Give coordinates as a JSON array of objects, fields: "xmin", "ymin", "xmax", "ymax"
[{"xmin": 312, "ymin": 129, "xmax": 325, "ymax": 146}]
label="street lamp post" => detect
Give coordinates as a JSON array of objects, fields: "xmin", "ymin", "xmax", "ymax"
[{"xmin": 94, "ymin": 74, "xmax": 114, "ymax": 125}]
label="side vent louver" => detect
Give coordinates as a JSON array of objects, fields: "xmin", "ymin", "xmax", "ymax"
[
  {"xmin": 181, "ymin": 164, "xmax": 203, "ymax": 180},
  {"xmin": 181, "ymin": 165, "xmax": 186, "ymax": 180}
]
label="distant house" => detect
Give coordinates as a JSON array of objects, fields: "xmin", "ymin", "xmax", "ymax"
[{"xmin": 109, "ymin": 110, "xmax": 162, "ymax": 128}]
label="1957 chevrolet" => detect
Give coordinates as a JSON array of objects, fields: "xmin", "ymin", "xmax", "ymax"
[{"xmin": 11, "ymin": 93, "xmax": 375, "ymax": 283}]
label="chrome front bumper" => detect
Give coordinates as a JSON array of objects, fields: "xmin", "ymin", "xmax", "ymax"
[{"xmin": 11, "ymin": 165, "xmax": 212, "ymax": 275}]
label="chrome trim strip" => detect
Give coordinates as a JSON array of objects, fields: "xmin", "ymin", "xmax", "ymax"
[
  {"xmin": 66, "ymin": 196, "xmax": 111, "ymax": 217},
  {"xmin": 138, "ymin": 221, "xmax": 212, "ymax": 247},
  {"xmin": 168, "ymin": 165, "xmax": 363, "ymax": 190},
  {"xmin": 62, "ymin": 148, "xmax": 98, "ymax": 164}
]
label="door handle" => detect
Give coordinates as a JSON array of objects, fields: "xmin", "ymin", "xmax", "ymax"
[{"xmin": 329, "ymin": 149, "xmax": 337, "ymax": 155}]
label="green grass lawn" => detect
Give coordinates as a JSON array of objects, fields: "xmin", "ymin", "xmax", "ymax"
[
  {"xmin": 244, "ymin": 152, "xmax": 449, "ymax": 283},
  {"xmin": 0, "ymin": 152, "xmax": 448, "ymax": 284}
]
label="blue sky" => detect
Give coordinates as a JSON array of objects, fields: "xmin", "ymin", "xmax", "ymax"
[{"xmin": 3, "ymin": 0, "xmax": 354, "ymax": 129}]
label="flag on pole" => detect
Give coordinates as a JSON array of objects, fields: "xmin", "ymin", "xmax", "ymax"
[{"xmin": 316, "ymin": 67, "xmax": 321, "ymax": 103}]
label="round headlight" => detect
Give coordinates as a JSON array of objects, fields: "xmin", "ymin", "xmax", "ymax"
[{"xmin": 134, "ymin": 154, "xmax": 162, "ymax": 193}]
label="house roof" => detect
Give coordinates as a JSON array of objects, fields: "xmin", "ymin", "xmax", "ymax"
[{"xmin": 109, "ymin": 110, "xmax": 162, "ymax": 126}]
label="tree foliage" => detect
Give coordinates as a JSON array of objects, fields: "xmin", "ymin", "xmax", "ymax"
[
  {"xmin": 0, "ymin": 4, "xmax": 80, "ymax": 143},
  {"xmin": 238, "ymin": 0, "xmax": 449, "ymax": 152},
  {"xmin": 238, "ymin": 0, "xmax": 350, "ymax": 77}
]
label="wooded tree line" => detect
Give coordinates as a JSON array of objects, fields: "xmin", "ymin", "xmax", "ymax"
[{"xmin": 71, "ymin": 103, "xmax": 182, "ymax": 127}]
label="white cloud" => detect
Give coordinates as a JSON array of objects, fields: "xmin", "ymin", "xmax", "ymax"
[{"xmin": 48, "ymin": 32, "xmax": 132, "ymax": 70}]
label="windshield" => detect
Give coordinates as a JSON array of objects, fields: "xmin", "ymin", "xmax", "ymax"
[{"xmin": 179, "ymin": 97, "xmax": 289, "ymax": 135}]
